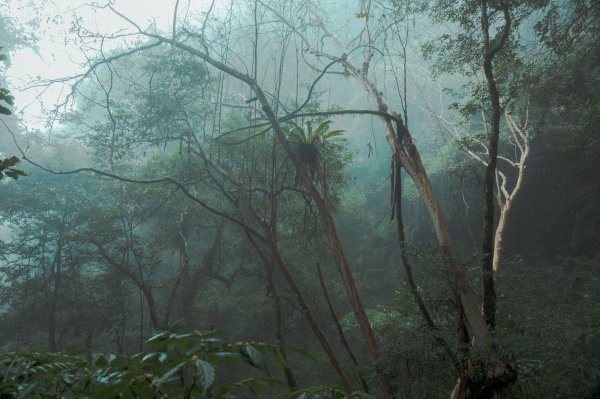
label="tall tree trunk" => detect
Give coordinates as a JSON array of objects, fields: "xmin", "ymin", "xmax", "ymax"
[
  {"xmin": 119, "ymin": 31, "xmax": 388, "ymax": 396},
  {"xmin": 480, "ymin": 0, "xmax": 510, "ymax": 331},
  {"xmin": 332, "ymin": 55, "xmax": 492, "ymax": 350},
  {"xmin": 48, "ymin": 236, "xmax": 63, "ymax": 351},
  {"xmin": 316, "ymin": 262, "xmax": 370, "ymax": 393},
  {"xmin": 393, "ymin": 159, "xmax": 436, "ymax": 331},
  {"xmin": 392, "ymin": 117, "xmax": 492, "ymax": 350},
  {"xmin": 250, "ymin": 81, "xmax": 393, "ymax": 397},
  {"xmin": 392, "ymin": 158, "xmax": 460, "ymax": 368},
  {"xmin": 164, "ymin": 213, "xmax": 192, "ymax": 328},
  {"xmin": 180, "ymin": 222, "xmax": 223, "ymax": 323},
  {"xmin": 93, "ymin": 241, "xmax": 164, "ymax": 330},
  {"xmin": 265, "ymin": 235, "xmax": 353, "ymax": 391},
  {"xmin": 140, "ymin": 283, "xmax": 162, "ymax": 330},
  {"xmin": 266, "ymin": 261, "xmax": 297, "ymax": 390},
  {"xmin": 451, "ymin": 3, "xmax": 516, "ymax": 398},
  {"xmin": 243, "ymin": 227, "xmax": 348, "ymax": 389},
  {"xmin": 492, "ymin": 205, "xmax": 509, "ymax": 275}
]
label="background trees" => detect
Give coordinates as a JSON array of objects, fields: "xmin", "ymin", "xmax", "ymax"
[{"xmin": 0, "ymin": 0, "xmax": 599, "ymax": 398}]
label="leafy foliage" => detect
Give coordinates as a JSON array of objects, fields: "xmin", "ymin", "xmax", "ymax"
[
  {"xmin": 0, "ymin": 331, "xmax": 373, "ymax": 398},
  {"xmin": 0, "ymin": 46, "xmax": 14, "ymax": 116},
  {"xmin": 0, "ymin": 87, "xmax": 14, "ymax": 115},
  {"xmin": 286, "ymin": 120, "xmax": 344, "ymax": 146},
  {"xmin": 0, "ymin": 46, "xmax": 24, "ymax": 181},
  {"xmin": 0, "ymin": 156, "xmax": 26, "ymax": 180}
]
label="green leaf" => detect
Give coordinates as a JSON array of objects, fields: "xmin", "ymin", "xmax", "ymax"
[
  {"xmin": 141, "ymin": 352, "xmax": 158, "ymax": 363},
  {"xmin": 272, "ymin": 348, "xmax": 287, "ymax": 369},
  {"xmin": 173, "ymin": 333, "xmax": 195, "ymax": 340},
  {"xmin": 147, "ymin": 331, "xmax": 170, "ymax": 344},
  {"xmin": 156, "ymin": 362, "xmax": 185, "ymax": 386},
  {"xmin": 194, "ymin": 359, "xmax": 215, "ymax": 389},
  {"xmin": 242, "ymin": 345, "xmax": 264, "ymax": 368},
  {"xmin": 0, "ymin": 105, "xmax": 11, "ymax": 115},
  {"xmin": 4, "ymin": 169, "xmax": 27, "ymax": 179}
]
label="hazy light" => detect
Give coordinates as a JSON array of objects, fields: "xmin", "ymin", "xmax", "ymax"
[{"xmin": 7, "ymin": 0, "xmax": 223, "ymax": 129}]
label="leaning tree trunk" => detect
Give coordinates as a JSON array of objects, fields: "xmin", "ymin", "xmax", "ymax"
[
  {"xmin": 120, "ymin": 11, "xmax": 501, "ymax": 396},
  {"xmin": 266, "ymin": 260, "xmax": 297, "ymax": 390},
  {"xmin": 341, "ymin": 46, "xmax": 502, "ymax": 399},
  {"xmin": 248, "ymin": 80, "xmax": 393, "ymax": 397},
  {"xmin": 143, "ymin": 38, "xmax": 389, "ymax": 395}
]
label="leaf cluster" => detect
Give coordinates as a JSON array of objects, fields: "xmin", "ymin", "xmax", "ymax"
[
  {"xmin": 0, "ymin": 332, "xmax": 276, "ymax": 398},
  {"xmin": 0, "ymin": 331, "xmax": 369, "ymax": 398},
  {"xmin": 422, "ymin": 0, "xmax": 545, "ymax": 115},
  {"xmin": 0, "ymin": 156, "xmax": 26, "ymax": 180},
  {"xmin": 0, "ymin": 46, "xmax": 14, "ymax": 115},
  {"xmin": 0, "ymin": 87, "xmax": 14, "ymax": 115},
  {"xmin": 286, "ymin": 120, "xmax": 344, "ymax": 146}
]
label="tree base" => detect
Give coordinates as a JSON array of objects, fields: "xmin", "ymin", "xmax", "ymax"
[{"xmin": 451, "ymin": 359, "xmax": 517, "ymax": 399}]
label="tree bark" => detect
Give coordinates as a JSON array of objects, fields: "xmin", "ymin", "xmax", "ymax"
[
  {"xmin": 243, "ymin": 228, "xmax": 350, "ymax": 390},
  {"xmin": 180, "ymin": 222, "xmax": 223, "ymax": 324},
  {"xmin": 493, "ymin": 111, "xmax": 530, "ymax": 274},
  {"xmin": 450, "ymin": 3, "xmax": 517, "ymax": 398},
  {"xmin": 265, "ymin": 235, "xmax": 354, "ymax": 391},
  {"xmin": 248, "ymin": 79, "xmax": 392, "ymax": 397},
  {"xmin": 93, "ymin": 241, "xmax": 164, "ymax": 330},
  {"xmin": 480, "ymin": 0, "xmax": 511, "ymax": 331},
  {"xmin": 163, "ymin": 213, "xmax": 191, "ymax": 328},
  {"xmin": 266, "ymin": 260, "xmax": 297, "ymax": 390},
  {"xmin": 492, "ymin": 204, "xmax": 509, "ymax": 276},
  {"xmin": 48, "ymin": 236, "xmax": 63, "ymax": 351},
  {"xmin": 316, "ymin": 262, "xmax": 369, "ymax": 393},
  {"xmin": 102, "ymin": 5, "xmax": 498, "ymax": 395}
]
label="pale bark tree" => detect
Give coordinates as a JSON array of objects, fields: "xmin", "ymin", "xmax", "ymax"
[
  {"xmin": 256, "ymin": 1, "xmax": 504, "ymax": 397},
  {"xmin": 433, "ymin": 108, "xmax": 531, "ymax": 277},
  {"xmin": 492, "ymin": 111, "xmax": 530, "ymax": 274}
]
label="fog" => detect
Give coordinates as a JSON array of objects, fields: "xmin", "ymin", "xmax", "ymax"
[{"xmin": 1, "ymin": 1, "xmax": 599, "ymax": 398}]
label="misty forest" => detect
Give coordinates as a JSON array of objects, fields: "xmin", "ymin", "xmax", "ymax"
[{"xmin": 0, "ymin": 0, "xmax": 599, "ymax": 398}]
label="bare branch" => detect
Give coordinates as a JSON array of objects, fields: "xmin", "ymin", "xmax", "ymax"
[{"xmin": 2, "ymin": 119, "xmax": 267, "ymax": 244}]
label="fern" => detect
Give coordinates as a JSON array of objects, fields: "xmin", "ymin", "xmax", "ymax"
[{"xmin": 0, "ymin": 331, "xmax": 360, "ymax": 398}]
